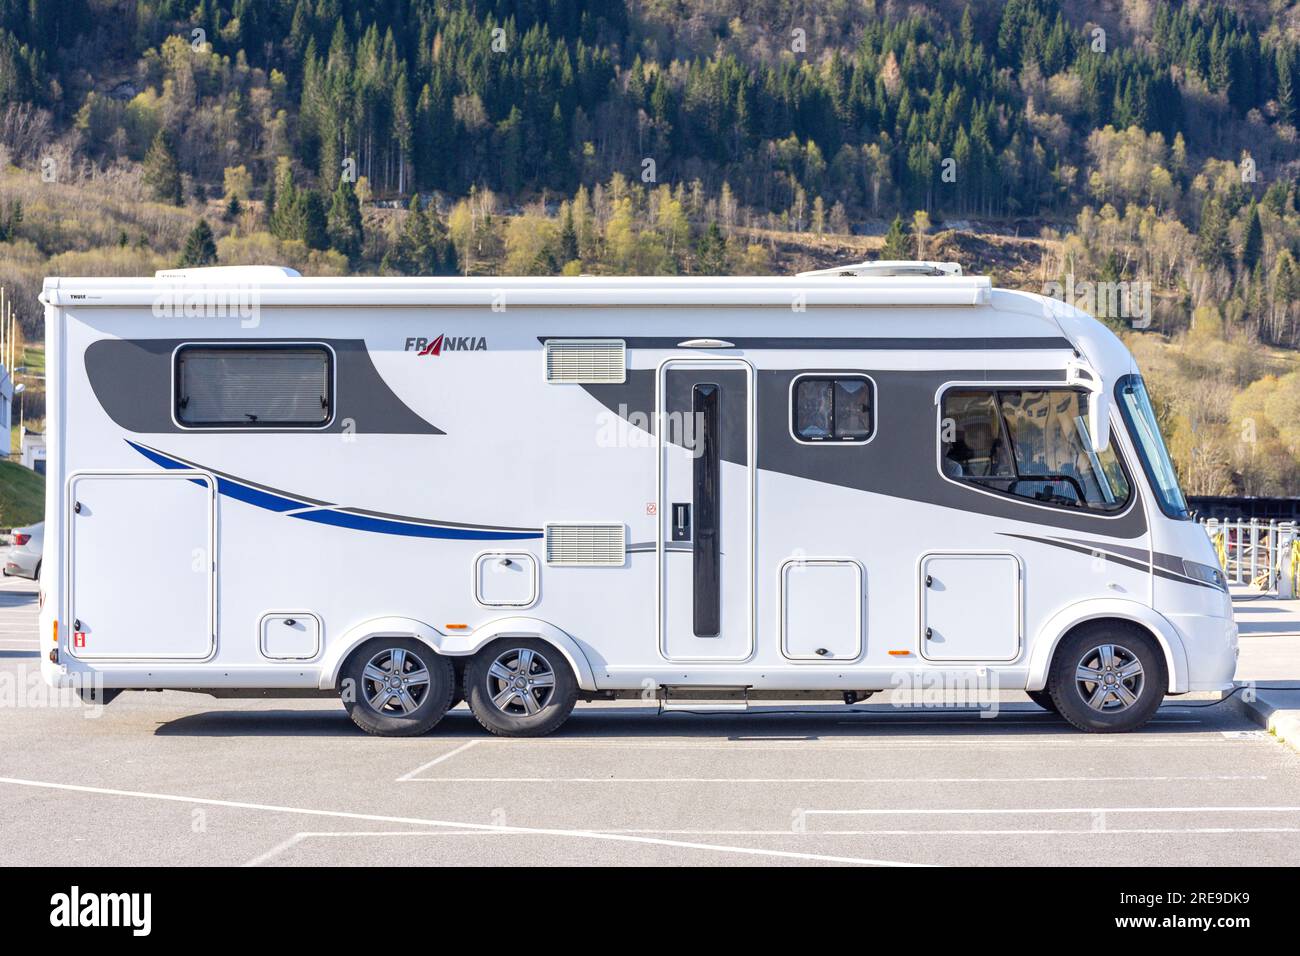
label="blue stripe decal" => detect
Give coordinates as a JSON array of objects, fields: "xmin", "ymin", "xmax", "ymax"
[
  {"xmin": 128, "ymin": 441, "xmax": 307, "ymax": 511},
  {"xmin": 292, "ymin": 509, "xmax": 540, "ymax": 540},
  {"xmin": 126, "ymin": 440, "xmax": 543, "ymax": 540}
]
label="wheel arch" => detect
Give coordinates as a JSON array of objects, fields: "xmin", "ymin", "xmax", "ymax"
[
  {"xmin": 318, "ymin": 615, "xmax": 597, "ymax": 692},
  {"xmin": 1025, "ymin": 600, "xmax": 1187, "ymax": 694}
]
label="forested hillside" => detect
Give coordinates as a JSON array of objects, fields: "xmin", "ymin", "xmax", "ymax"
[{"xmin": 3, "ymin": 0, "xmax": 1300, "ymax": 495}]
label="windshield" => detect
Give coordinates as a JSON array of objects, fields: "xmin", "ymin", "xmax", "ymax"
[{"xmin": 1116, "ymin": 375, "xmax": 1189, "ymax": 519}]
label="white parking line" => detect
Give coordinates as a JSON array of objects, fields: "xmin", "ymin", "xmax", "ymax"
[
  {"xmin": 0, "ymin": 775, "xmax": 925, "ymax": 867},
  {"xmin": 395, "ymin": 740, "xmax": 480, "ymax": 781},
  {"xmin": 243, "ymin": 830, "xmax": 491, "ymax": 867},
  {"xmin": 242, "ymin": 823, "xmax": 1300, "ymax": 866},
  {"xmin": 804, "ymin": 805, "xmax": 1300, "ymax": 818},
  {"xmin": 401, "ymin": 773, "xmax": 1270, "ymax": 784}
]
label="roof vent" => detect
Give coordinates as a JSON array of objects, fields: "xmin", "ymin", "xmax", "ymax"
[
  {"xmin": 545, "ymin": 339, "xmax": 626, "ymax": 384},
  {"xmin": 545, "ymin": 523, "xmax": 626, "ymax": 567},
  {"xmin": 796, "ymin": 261, "xmax": 963, "ymax": 278}
]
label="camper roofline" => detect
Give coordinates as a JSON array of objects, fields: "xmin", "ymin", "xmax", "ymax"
[{"xmin": 41, "ymin": 273, "xmax": 993, "ymax": 309}]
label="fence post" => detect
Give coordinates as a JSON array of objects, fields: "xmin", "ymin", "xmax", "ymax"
[
  {"xmin": 1281, "ymin": 524, "xmax": 1298, "ymax": 599},
  {"xmin": 1250, "ymin": 519, "xmax": 1259, "ymax": 586}
]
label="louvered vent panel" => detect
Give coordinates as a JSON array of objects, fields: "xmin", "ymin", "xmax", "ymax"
[
  {"xmin": 545, "ymin": 339, "xmax": 626, "ymax": 384},
  {"xmin": 545, "ymin": 523, "xmax": 626, "ymax": 567}
]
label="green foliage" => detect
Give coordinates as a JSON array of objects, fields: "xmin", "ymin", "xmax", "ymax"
[
  {"xmin": 0, "ymin": 458, "xmax": 44, "ymax": 530},
  {"xmin": 178, "ymin": 219, "xmax": 218, "ymax": 267},
  {"xmin": 1240, "ymin": 202, "xmax": 1263, "ymax": 272},
  {"xmin": 327, "ymin": 178, "xmax": 364, "ymax": 263},
  {"xmin": 381, "ymin": 195, "xmax": 457, "ymax": 276},
  {"xmin": 4, "ymin": 0, "xmax": 1291, "ymax": 228},
  {"xmin": 881, "ymin": 215, "xmax": 915, "ymax": 260},
  {"xmin": 694, "ymin": 222, "xmax": 727, "ymax": 275},
  {"xmin": 142, "ymin": 129, "xmax": 183, "ymax": 206},
  {"xmin": 0, "ymin": 199, "xmax": 21, "ymax": 241}
]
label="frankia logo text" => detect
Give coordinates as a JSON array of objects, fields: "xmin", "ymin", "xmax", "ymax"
[{"xmin": 49, "ymin": 886, "xmax": 152, "ymax": 937}]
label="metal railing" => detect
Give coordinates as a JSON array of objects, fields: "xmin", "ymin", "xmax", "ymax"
[{"xmin": 1199, "ymin": 518, "xmax": 1300, "ymax": 594}]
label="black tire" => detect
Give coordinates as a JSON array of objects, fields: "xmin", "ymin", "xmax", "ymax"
[
  {"xmin": 465, "ymin": 638, "xmax": 577, "ymax": 737},
  {"xmin": 1026, "ymin": 690, "xmax": 1058, "ymax": 713},
  {"xmin": 1048, "ymin": 623, "xmax": 1167, "ymax": 733},
  {"xmin": 340, "ymin": 637, "xmax": 455, "ymax": 737}
]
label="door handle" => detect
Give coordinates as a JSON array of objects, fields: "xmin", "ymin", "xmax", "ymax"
[{"xmin": 672, "ymin": 502, "xmax": 691, "ymax": 542}]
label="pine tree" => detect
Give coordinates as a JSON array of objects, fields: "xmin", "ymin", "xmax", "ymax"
[
  {"xmin": 1196, "ymin": 198, "xmax": 1232, "ymax": 270},
  {"xmin": 1241, "ymin": 201, "xmax": 1263, "ymax": 271},
  {"xmin": 694, "ymin": 221, "xmax": 728, "ymax": 275},
  {"xmin": 382, "ymin": 195, "xmax": 457, "ymax": 276},
  {"xmin": 177, "ymin": 219, "xmax": 218, "ymax": 267},
  {"xmin": 143, "ymin": 129, "xmax": 183, "ymax": 206},
  {"xmin": 558, "ymin": 203, "xmax": 579, "ymax": 264},
  {"xmin": 1278, "ymin": 49, "xmax": 1295, "ymax": 127},
  {"xmin": 327, "ymin": 178, "xmax": 364, "ymax": 262},
  {"xmin": 881, "ymin": 214, "xmax": 915, "ymax": 259},
  {"xmin": 301, "ymin": 191, "xmax": 328, "ymax": 250}
]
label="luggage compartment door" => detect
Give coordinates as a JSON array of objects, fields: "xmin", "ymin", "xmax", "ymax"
[
  {"xmin": 920, "ymin": 553, "xmax": 1021, "ymax": 661},
  {"xmin": 68, "ymin": 472, "xmax": 216, "ymax": 660}
]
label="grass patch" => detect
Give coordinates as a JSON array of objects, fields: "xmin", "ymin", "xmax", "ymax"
[
  {"xmin": 20, "ymin": 344, "xmax": 44, "ymax": 376},
  {"xmin": 0, "ymin": 458, "xmax": 45, "ymax": 529}
]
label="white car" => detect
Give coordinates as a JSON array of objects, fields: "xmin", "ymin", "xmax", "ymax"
[{"xmin": 4, "ymin": 522, "xmax": 43, "ymax": 579}]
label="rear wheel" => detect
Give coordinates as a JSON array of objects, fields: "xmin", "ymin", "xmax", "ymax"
[
  {"xmin": 1048, "ymin": 623, "xmax": 1166, "ymax": 733},
  {"xmin": 341, "ymin": 638, "xmax": 455, "ymax": 737},
  {"xmin": 466, "ymin": 639, "xmax": 577, "ymax": 737}
]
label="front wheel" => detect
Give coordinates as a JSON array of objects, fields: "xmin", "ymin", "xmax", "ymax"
[
  {"xmin": 341, "ymin": 638, "xmax": 455, "ymax": 736},
  {"xmin": 465, "ymin": 639, "xmax": 577, "ymax": 737},
  {"xmin": 1047, "ymin": 624, "xmax": 1167, "ymax": 733}
]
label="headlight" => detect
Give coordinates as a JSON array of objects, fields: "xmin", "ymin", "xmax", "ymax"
[{"xmin": 1183, "ymin": 559, "xmax": 1227, "ymax": 591}]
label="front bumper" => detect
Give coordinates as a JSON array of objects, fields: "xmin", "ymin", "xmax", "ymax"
[{"xmin": 1166, "ymin": 611, "xmax": 1238, "ymax": 693}]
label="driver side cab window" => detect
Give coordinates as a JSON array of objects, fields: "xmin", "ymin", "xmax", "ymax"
[{"xmin": 940, "ymin": 387, "xmax": 1131, "ymax": 512}]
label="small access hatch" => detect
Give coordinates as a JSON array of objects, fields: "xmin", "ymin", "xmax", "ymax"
[
  {"xmin": 260, "ymin": 613, "xmax": 321, "ymax": 660},
  {"xmin": 475, "ymin": 552, "xmax": 538, "ymax": 607},
  {"xmin": 781, "ymin": 559, "xmax": 863, "ymax": 661},
  {"xmin": 920, "ymin": 553, "xmax": 1021, "ymax": 661}
]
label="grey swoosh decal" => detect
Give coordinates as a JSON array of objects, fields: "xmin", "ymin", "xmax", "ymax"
[
  {"xmin": 86, "ymin": 338, "xmax": 443, "ymax": 435},
  {"xmin": 585, "ymin": 367, "xmax": 1148, "ymax": 539},
  {"xmin": 1002, "ymin": 533, "xmax": 1220, "ymax": 590}
]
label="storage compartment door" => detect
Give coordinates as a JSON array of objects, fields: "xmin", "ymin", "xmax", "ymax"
[
  {"xmin": 920, "ymin": 553, "xmax": 1021, "ymax": 661},
  {"xmin": 260, "ymin": 613, "xmax": 321, "ymax": 660},
  {"xmin": 475, "ymin": 552, "xmax": 538, "ymax": 607},
  {"xmin": 69, "ymin": 473, "xmax": 215, "ymax": 660},
  {"xmin": 781, "ymin": 559, "xmax": 863, "ymax": 660}
]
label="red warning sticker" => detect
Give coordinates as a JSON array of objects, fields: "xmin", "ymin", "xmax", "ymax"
[{"xmin": 73, "ymin": 632, "xmax": 86, "ymax": 648}]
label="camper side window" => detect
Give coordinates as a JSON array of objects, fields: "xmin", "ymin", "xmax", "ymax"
[
  {"xmin": 940, "ymin": 388, "xmax": 1131, "ymax": 512},
  {"xmin": 175, "ymin": 345, "xmax": 332, "ymax": 427},
  {"xmin": 792, "ymin": 376, "xmax": 874, "ymax": 443}
]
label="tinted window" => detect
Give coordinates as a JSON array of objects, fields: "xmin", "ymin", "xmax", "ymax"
[
  {"xmin": 793, "ymin": 376, "xmax": 874, "ymax": 442},
  {"xmin": 941, "ymin": 388, "xmax": 1130, "ymax": 512},
  {"xmin": 176, "ymin": 346, "xmax": 331, "ymax": 427}
]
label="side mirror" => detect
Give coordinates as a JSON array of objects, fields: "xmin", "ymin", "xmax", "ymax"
[{"xmin": 1067, "ymin": 361, "xmax": 1110, "ymax": 453}]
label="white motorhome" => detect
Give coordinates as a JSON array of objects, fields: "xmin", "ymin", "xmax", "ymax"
[{"xmin": 38, "ymin": 262, "xmax": 1236, "ymax": 736}]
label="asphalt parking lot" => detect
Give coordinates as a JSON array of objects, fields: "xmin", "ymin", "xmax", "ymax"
[{"xmin": 2, "ymin": 571, "xmax": 1299, "ymax": 867}]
